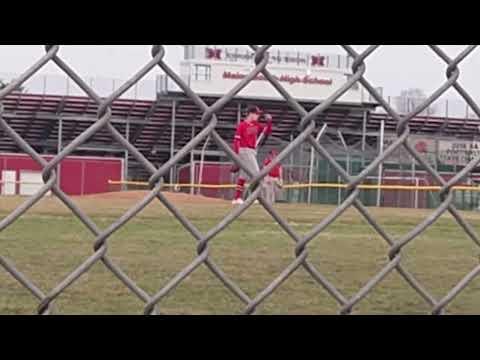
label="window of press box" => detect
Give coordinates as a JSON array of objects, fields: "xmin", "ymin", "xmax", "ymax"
[{"xmin": 194, "ymin": 64, "xmax": 212, "ymax": 81}]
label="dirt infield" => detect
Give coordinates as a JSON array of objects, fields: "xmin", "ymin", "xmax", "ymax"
[
  {"xmin": 3, "ymin": 190, "xmax": 480, "ymax": 222},
  {"xmin": 78, "ymin": 191, "xmax": 230, "ymax": 205},
  {"xmin": 0, "ymin": 191, "xmax": 232, "ymax": 219}
]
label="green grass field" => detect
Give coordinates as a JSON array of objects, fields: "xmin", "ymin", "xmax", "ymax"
[{"xmin": 1, "ymin": 191, "xmax": 480, "ymax": 315}]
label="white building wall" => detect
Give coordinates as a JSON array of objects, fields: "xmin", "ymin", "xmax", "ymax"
[{"xmin": 172, "ymin": 45, "xmax": 368, "ymax": 104}]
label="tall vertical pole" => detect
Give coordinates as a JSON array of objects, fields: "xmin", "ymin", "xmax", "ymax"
[
  {"xmin": 170, "ymin": 101, "xmax": 177, "ymax": 185},
  {"xmin": 412, "ymin": 155, "xmax": 416, "ymax": 178},
  {"xmin": 411, "ymin": 153, "xmax": 417, "ymax": 209},
  {"xmin": 190, "ymin": 126, "xmax": 195, "ymax": 195},
  {"xmin": 338, "ymin": 130, "xmax": 350, "ymax": 175},
  {"xmin": 338, "ymin": 130, "xmax": 350, "ymax": 206},
  {"xmin": 308, "ymin": 124, "xmax": 328, "ymax": 204},
  {"xmin": 237, "ymin": 103, "xmax": 242, "ymax": 125},
  {"xmin": 415, "ymin": 178, "xmax": 419, "ymax": 209},
  {"xmin": 377, "ymin": 120, "xmax": 385, "ymax": 207},
  {"xmin": 308, "ymin": 135, "xmax": 315, "ymax": 204},
  {"xmin": 57, "ymin": 118, "xmax": 63, "ymax": 189},
  {"xmin": 362, "ymin": 110, "xmax": 368, "ymax": 169},
  {"xmin": 124, "ymin": 120, "xmax": 130, "ymax": 191},
  {"xmin": 197, "ymin": 136, "xmax": 211, "ymax": 196},
  {"xmin": 338, "ymin": 174, "xmax": 342, "ymax": 206},
  {"xmin": 289, "ymin": 133, "xmax": 294, "ymax": 202}
]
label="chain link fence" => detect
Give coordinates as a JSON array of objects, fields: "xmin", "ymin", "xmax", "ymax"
[{"xmin": 1, "ymin": 45, "xmax": 480, "ymax": 315}]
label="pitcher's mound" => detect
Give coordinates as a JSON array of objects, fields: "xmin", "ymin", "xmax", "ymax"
[{"xmin": 78, "ymin": 191, "xmax": 230, "ymax": 205}]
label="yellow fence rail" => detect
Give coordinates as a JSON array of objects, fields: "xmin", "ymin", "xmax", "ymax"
[{"xmin": 107, "ymin": 180, "xmax": 480, "ymax": 192}]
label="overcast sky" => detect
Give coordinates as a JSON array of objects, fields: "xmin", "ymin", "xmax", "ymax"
[{"xmin": 0, "ymin": 45, "xmax": 478, "ymax": 105}]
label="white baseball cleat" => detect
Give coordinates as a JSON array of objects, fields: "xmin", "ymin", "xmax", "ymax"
[{"xmin": 232, "ymin": 199, "xmax": 244, "ymax": 205}]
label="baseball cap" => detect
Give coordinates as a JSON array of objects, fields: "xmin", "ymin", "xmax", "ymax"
[{"xmin": 247, "ymin": 105, "xmax": 263, "ymax": 115}]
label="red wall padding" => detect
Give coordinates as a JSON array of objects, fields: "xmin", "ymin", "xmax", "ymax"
[
  {"xmin": 0, "ymin": 153, "xmax": 122, "ymax": 196},
  {"xmin": 59, "ymin": 160, "xmax": 84, "ymax": 196},
  {"xmin": 82, "ymin": 159, "xmax": 122, "ymax": 195}
]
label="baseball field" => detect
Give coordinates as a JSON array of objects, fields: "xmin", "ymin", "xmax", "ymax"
[{"xmin": 1, "ymin": 191, "xmax": 480, "ymax": 315}]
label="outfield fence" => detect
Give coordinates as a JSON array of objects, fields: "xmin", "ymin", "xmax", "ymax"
[{"xmin": 1, "ymin": 45, "xmax": 480, "ymax": 315}]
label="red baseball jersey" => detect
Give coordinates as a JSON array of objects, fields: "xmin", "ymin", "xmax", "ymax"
[
  {"xmin": 263, "ymin": 155, "xmax": 282, "ymax": 178},
  {"xmin": 233, "ymin": 120, "xmax": 272, "ymax": 153}
]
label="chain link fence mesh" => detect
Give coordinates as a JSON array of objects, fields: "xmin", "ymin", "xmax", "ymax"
[{"xmin": 1, "ymin": 45, "xmax": 480, "ymax": 315}]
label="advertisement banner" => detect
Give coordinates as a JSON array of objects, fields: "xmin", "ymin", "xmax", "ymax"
[{"xmin": 438, "ymin": 140, "xmax": 480, "ymax": 166}]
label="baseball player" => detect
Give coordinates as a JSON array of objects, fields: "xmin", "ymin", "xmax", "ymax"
[
  {"xmin": 262, "ymin": 149, "xmax": 284, "ymax": 205},
  {"xmin": 231, "ymin": 106, "xmax": 273, "ymax": 205}
]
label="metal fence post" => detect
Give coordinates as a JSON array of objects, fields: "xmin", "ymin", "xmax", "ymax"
[{"xmin": 376, "ymin": 120, "xmax": 385, "ymax": 207}]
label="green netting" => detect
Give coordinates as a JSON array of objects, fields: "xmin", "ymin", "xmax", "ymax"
[{"xmin": 284, "ymin": 157, "xmax": 480, "ymax": 211}]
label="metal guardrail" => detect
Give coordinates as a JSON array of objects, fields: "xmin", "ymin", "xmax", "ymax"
[
  {"xmin": 0, "ymin": 71, "xmax": 159, "ymax": 100},
  {"xmin": 1, "ymin": 45, "xmax": 480, "ymax": 315}
]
